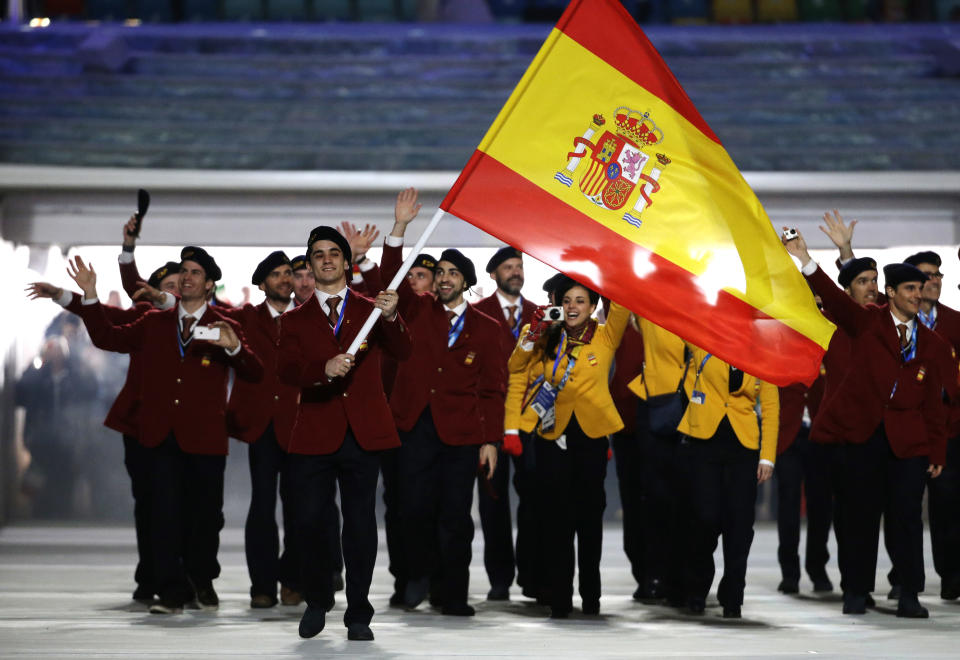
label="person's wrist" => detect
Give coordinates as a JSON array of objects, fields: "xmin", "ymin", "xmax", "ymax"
[
  {"xmin": 354, "ymin": 254, "xmax": 368, "ymax": 266},
  {"xmin": 122, "ymin": 243, "xmax": 135, "ymax": 252}
]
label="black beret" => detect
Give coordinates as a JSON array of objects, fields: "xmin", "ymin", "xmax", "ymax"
[
  {"xmin": 556, "ymin": 278, "xmax": 600, "ymax": 306},
  {"xmin": 486, "ymin": 246, "xmax": 523, "ymax": 273},
  {"xmin": 904, "ymin": 251, "xmax": 941, "ymax": 268},
  {"xmin": 251, "ymin": 250, "xmax": 291, "ymax": 286},
  {"xmin": 884, "ymin": 263, "xmax": 929, "ymax": 289},
  {"xmin": 412, "ymin": 253, "xmax": 437, "ymax": 271},
  {"xmin": 542, "ymin": 273, "xmax": 573, "ymax": 295},
  {"xmin": 290, "ymin": 254, "xmax": 308, "ymax": 271},
  {"xmin": 438, "ymin": 248, "xmax": 477, "ymax": 287},
  {"xmin": 147, "ymin": 261, "xmax": 182, "ymax": 289},
  {"xmin": 837, "ymin": 257, "xmax": 878, "ymax": 288},
  {"xmin": 306, "ymin": 226, "xmax": 351, "ymax": 266},
  {"xmin": 180, "ymin": 246, "xmax": 222, "ymax": 282}
]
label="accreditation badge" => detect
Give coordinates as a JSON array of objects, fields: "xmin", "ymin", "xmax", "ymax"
[
  {"xmin": 690, "ymin": 390, "xmax": 706, "ymax": 405},
  {"xmin": 530, "ymin": 381, "xmax": 558, "ymax": 432}
]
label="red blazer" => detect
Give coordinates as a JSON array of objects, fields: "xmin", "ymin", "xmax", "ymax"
[
  {"xmin": 609, "ymin": 323, "xmax": 644, "ymax": 435},
  {"xmin": 381, "ymin": 244, "xmax": 507, "ymax": 446},
  {"xmin": 472, "ymin": 293, "xmax": 539, "ymax": 362},
  {"xmin": 277, "ymin": 290, "xmax": 412, "ymax": 455},
  {"xmin": 79, "ymin": 301, "xmax": 263, "ymax": 455},
  {"xmin": 805, "ymin": 265, "xmax": 949, "ymax": 464},
  {"xmin": 220, "ymin": 302, "xmax": 301, "ymax": 449},
  {"xmin": 929, "ymin": 302, "xmax": 960, "ymax": 436},
  {"xmin": 65, "ymin": 293, "xmax": 151, "ymax": 437}
]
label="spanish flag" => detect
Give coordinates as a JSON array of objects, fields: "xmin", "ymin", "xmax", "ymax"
[{"xmin": 440, "ymin": 0, "xmax": 834, "ymax": 386}]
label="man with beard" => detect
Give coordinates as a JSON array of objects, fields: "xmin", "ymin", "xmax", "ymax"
[
  {"xmin": 291, "ymin": 254, "xmax": 315, "ymax": 306},
  {"xmin": 69, "ymin": 248, "xmax": 263, "ymax": 614},
  {"xmin": 784, "ymin": 230, "xmax": 948, "ymax": 619},
  {"xmin": 381, "ymin": 188, "xmax": 505, "ymax": 617},
  {"xmin": 217, "ymin": 251, "xmax": 304, "ymax": 608},
  {"xmin": 472, "ymin": 246, "xmax": 539, "ymax": 601},
  {"xmin": 279, "ymin": 226, "xmax": 408, "ymax": 641}
]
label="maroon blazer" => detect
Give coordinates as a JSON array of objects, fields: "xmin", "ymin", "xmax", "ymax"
[
  {"xmin": 929, "ymin": 302, "xmax": 960, "ymax": 436},
  {"xmin": 357, "ymin": 264, "xmax": 401, "ymax": 397},
  {"xmin": 382, "ymin": 244, "xmax": 507, "ymax": 446},
  {"xmin": 220, "ymin": 302, "xmax": 301, "ymax": 449},
  {"xmin": 277, "ymin": 290, "xmax": 411, "ymax": 455},
  {"xmin": 65, "ymin": 293, "xmax": 151, "ymax": 437},
  {"xmin": 79, "ymin": 301, "xmax": 263, "ymax": 455},
  {"xmin": 610, "ymin": 323, "xmax": 644, "ymax": 435},
  {"xmin": 805, "ymin": 265, "xmax": 949, "ymax": 464},
  {"xmin": 472, "ymin": 293, "xmax": 539, "ymax": 362}
]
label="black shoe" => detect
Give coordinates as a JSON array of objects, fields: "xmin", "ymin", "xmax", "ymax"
[
  {"xmin": 842, "ymin": 593, "xmax": 866, "ymax": 615},
  {"xmin": 549, "ymin": 607, "xmax": 570, "ymax": 619},
  {"xmin": 865, "ymin": 594, "xmax": 876, "ymax": 608},
  {"xmin": 812, "ymin": 577, "xmax": 834, "ymax": 593},
  {"xmin": 404, "ymin": 577, "xmax": 430, "ymax": 609},
  {"xmin": 634, "ymin": 579, "xmax": 666, "ymax": 602},
  {"xmin": 389, "ymin": 592, "xmax": 406, "ymax": 607},
  {"xmin": 582, "ymin": 600, "xmax": 600, "ymax": 616},
  {"xmin": 193, "ymin": 582, "xmax": 218, "ymax": 611},
  {"xmin": 298, "ymin": 605, "xmax": 326, "ymax": 638},
  {"xmin": 441, "ymin": 603, "xmax": 475, "ymax": 616},
  {"xmin": 332, "ymin": 572, "xmax": 345, "ymax": 592},
  {"xmin": 347, "ymin": 623, "xmax": 374, "ymax": 641},
  {"xmin": 687, "ymin": 598, "xmax": 706, "ymax": 615},
  {"xmin": 722, "ymin": 605, "xmax": 742, "ymax": 619},
  {"xmin": 132, "ymin": 586, "xmax": 155, "ymax": 605},
  {"xmin": 887, "ymin": 584, "xmax": 901, "ymax": 600},
  {"xmin": 250, "ymin": 594, "xmax": 276, "ymax": 608},
  {"xmin": 487, "ymin": 585, "xmax": 510, "ymax": 601},
  {"xmin": 632, "ymin": 586, "xmax": 645, "ymax": 602},
  {"xmin": 521, "ymin": 586, "xmax": 539, "ymax": 600},
  {"xmin": 897, "ymin": 593, "xmax": 929, "ymax": 619},
  {"xmin": 777, "ymin": 579, "xmax": 799, "ymax": 594},
  {"xmin": 149, "ymin": 599, "xmax": 183, "ymax": 614}
]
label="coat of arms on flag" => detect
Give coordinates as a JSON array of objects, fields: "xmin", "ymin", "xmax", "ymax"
[{"xmin": 554, "ymin": 107, "xmax": 671, "ymax": 228}]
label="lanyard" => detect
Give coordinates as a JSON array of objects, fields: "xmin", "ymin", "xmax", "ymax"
[
  {"xmin": 511, "ymin": 302, "xmax": 522, "ymax": 339},
  {"xmin": 901, "ymin": 322, "xmax": 917, "ymax": 363},
  {"xmin": 448, "ymin": 311, "xmax": 466, "ymax": 348},
  {"xmin": 330, "ymin": 290, "xmax": 349, "ymax": 338},
  {"xmin": 691, "ymin": 353, "xmax": 712, "ymax": 390},
  {"xmin": 176, "ymin": 317, "xmax": 194, "ymax": 358},
  {"xmin": 918, "ymin": 308, "xmax": 936, "ymax": 331},
  {"xmin": 550, "ymin": 332, "xmax": 576, "ymax": 388}
]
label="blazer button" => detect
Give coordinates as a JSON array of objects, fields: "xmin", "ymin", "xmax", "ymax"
[
  {"xmin": 430, "ymin": 388, "xmax": 436, "ymax": 394},
  {"xmin": 176, "ymin": 378, "xmax": 182, "ymax": 384},
  {"xmin": 343, "ymin": 392, "xmax": 349, "ymax": 398},
  {"xmin": 437, "ymin": 367, "xmax": 443, "ymax": 373},
  {"xmin": 174, "ymin": 399, "xmax": 179, "ymax": 406},
  {"xmin": 274, "ymin": 395, "xmax": 279, "ymax": 401}
]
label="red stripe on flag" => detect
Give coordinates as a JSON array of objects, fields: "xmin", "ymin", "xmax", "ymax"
[
  {"xmin": 442, "ymin": 151, "xmax": 820, "ymax": 387},
  {"xmin": 556, "ymin": 0, "xmax": 721, "ymax": 145}
]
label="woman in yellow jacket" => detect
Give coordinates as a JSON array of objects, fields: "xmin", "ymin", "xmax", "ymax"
[
  {"xmin": 503, "ymin": 277, "xmax": 629, "ymax": 618},
  {"xmin": 677, "ymin": 345, "xmax": 778, "ymax": 619}
]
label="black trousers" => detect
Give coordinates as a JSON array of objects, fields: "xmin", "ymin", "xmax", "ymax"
[
  {"xmin": 684, "ymin": 418, "xmax": 758, "ymax": 608},
  {"xmin": 149, "ymin": 434, "xmax": 225, "ymax": 605},
  {"xmin": 477, "ymin": 446, "xmax": 516, "ymax": 590},
  {"xmin": 245, "ymin": 423, "xmax": 300, "ymax": 599},
  {"xmin": 775, "ymin": 426, "xmax": 835, "ymax": 583},
  {"xmin": 399, "ymin": 408, "xmax": 479, "ymax": 607},
  {"xmin": 841, "ymin": 425, "xmax": 929, "ymax": 596},
  {"xmin": 929, "ymin": 436, "xmax": 960, "ymax": 589},
  {"xmin": 536, "ymin": 416, "xmax": 608, "ymax": 613},
  {"xmin": 285, "ymin": 431, "xmax": 380, "ymax": 627},
  {"xmin": 123, "ymin": 434, "xmax": 155, "ymax": 597},
  {"xmin": 380, "ymin": 446, "xmax": 406, "ymax": 596},
  {"xmin": 612, "ymin": 425, "xmax": 644, "ymax": 587}
]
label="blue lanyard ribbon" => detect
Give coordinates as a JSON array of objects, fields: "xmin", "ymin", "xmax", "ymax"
[
  {"xmin": 448, "ymin": 311, "xmax": 466, "ymax": 348},
  {"xmin": 331, "ymin": 290, "xmax": 349, "ymax": 338},
  {"xmin": 551, "ymin": 332, "xmax": 576, "ymax": 388},
  {"xmin": 511, "ymin": 302, "xmax": 522, "ymax": 339},
  {"xmin": 692, "ymin": 353, "xmax": 712, "ymax": 389},
  {"xmin": 917, "ymin": 308, "xmax": 936, "ymax": 331},
  {"xmin": 901, "ymin": 321, "xmax": 917, "ymax": 363}
]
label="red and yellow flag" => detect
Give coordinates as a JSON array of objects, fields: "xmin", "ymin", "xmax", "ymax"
[{"xmin": 440, "ymin": 0, "xmax": 834, "ymax": 386}]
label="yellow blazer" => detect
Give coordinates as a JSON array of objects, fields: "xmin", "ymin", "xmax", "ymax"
[
  {"xmin": 627, "ymin": 318, "xmax": 687, "ymax": 400},
  {"xmin": 676, "ymin": 346, "xmax": 779, "ymax": 464},
  {"xmin": 505, "ymin": 302, "xmax": 631, "ymax": 440}
]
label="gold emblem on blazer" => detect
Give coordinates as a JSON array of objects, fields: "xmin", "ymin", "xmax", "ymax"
[
  {"xmin": 201, "ymin": 355, "xmax": 211, "ymax": 367},
  {"xmin": 917, "ymin": 366, "xmax": 926, "ymax": 382},
  {"xmin": 464, "ymin": 351, "xmax": 477, "ymax": 365}
]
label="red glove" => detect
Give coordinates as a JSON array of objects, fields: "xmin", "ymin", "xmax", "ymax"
[
  {"xmin": 502, "ymin": 432, "xmax": 523, "ymax": 457},
  {"xmin": 523, "ymin": 307, "xmax": 550, "ymax": 343}
]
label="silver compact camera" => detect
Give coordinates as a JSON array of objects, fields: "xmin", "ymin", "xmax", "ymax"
[
  {"xmin": 193, "ymin": 326, "xmax": 221, "ymax": 341},
  {"xmin": 782, "ymin": 228, "xmax": 799, "ymax": 241},
  {"xmin": 544, "ymin": 306, "xmax": 565, "ymax": 322}
]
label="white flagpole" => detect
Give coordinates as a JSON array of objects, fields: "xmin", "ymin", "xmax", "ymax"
[{"xmin": 345, "ymin": 207, "xmax": 446, "ymax": 355}]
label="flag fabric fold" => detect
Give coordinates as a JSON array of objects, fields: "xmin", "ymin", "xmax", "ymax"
[{"xmin": 441, "ymin": 0, "xmax": 833, "ymax": 386}]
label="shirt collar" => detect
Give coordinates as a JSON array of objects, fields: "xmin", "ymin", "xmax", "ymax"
[
  {"xmin": 890, "ymin": 310, "xmax": 916, "ymax": 335},
  {"xmin": 267, "ymin": 299, "xmax": 296, "ymax": 318},
  {"xmin": 445, "ymin": 300, "xmax": 468, "ymax": 320},
  {"xmin": 495, "ymin": 290, "xmax": 521, "ymax": 311},
  {"xmin": 315, "ymin": 286, "xmax": 349, "ymax": 311},
  {"xmin": 178, "ymin": 301, "xmax": 208, "ymax": 323}
]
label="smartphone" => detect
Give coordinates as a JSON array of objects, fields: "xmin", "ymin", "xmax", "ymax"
[
  {"xmin": 543, "ymin": 306, "xmax": 565, "ymax": 322},
  {"xmin": 193, "ymin": 326, "xmax": 221, "ymax": 341}
]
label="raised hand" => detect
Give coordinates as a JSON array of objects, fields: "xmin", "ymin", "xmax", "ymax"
[
  {"xmin": 66, "ymin": 255, "xmax": 98, "ymax": 299},
  {"xmin": 205, "ymin": 321, "xmax": 241, "ymax": 353},
  {"xmin": 375, "ymin": 289, "xmax": 399, "ymax": 321},
  {"xmin": 394, "ymin": 187, "xmax": 421, "ymax": 225},
  {"xmin": 340, "ymin": 222, "xmax": 381, "ymax": 264},
  {"xmin": 132, "ymin": 282, "xmax": 167, "ymax": 306},
  {"xmin": 781, "ymin": 226, "xmax": 812, "ymax": 267},
  {"xmin": 25, "ymin": 282, "xmax": 63, "ymax": 301},
  {"xmin": 122, "ymin": 214, "xmax": 138, "ymax": 247},
  {"xmin": 818, "ymin": 209, "xmax": 857, "ymax": 261}
]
